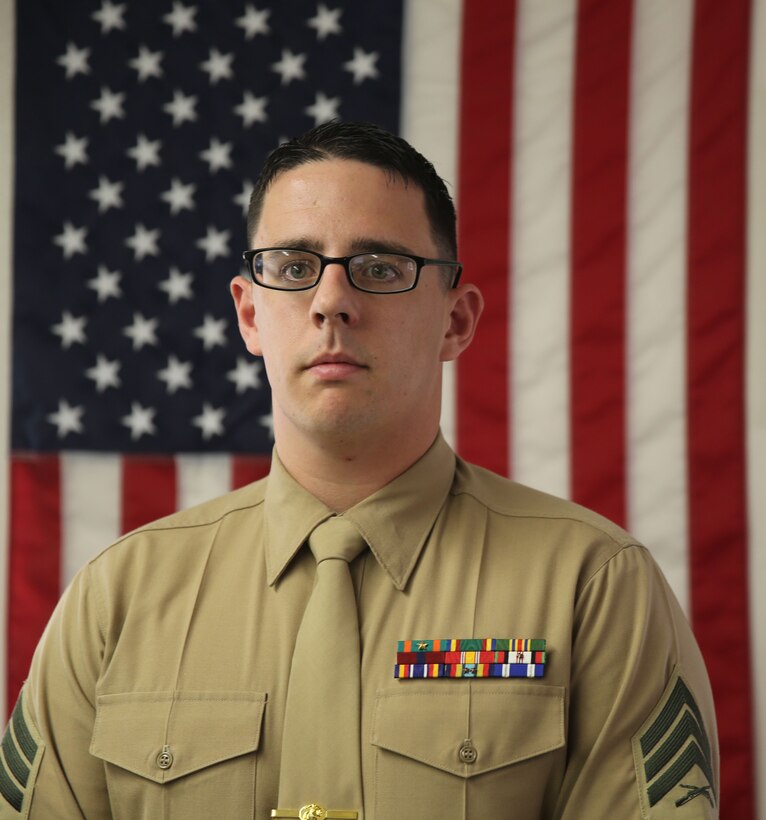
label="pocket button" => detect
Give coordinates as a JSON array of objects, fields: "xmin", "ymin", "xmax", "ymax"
[
  {"xmin": 458, "ymin": 739, "xmax": 477, "ymax": 765},
  {"xmin": 156, "ymin": 747, "xmax": 174, "ymax": 770}
]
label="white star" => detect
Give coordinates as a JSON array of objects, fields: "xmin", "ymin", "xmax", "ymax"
[
  {"xmin": 194, "ymin": 314, "xmax": 227, "ymax": 350},
  {"xmin": 53, "ymin": 222, "xmax": 88, "ymax": 259},
  {"xmin": 236, "ymin": 5, "xmax": 270, "ymax": 38},
  {"xmin": 57, "ymin": 43, "xmax": 91, "ymax": 78},
  {"xmin": 122, "ymin": 402, "xmax": 157, "ymax": 441},
  {"xmin": 86, "ymin": 355, "xmax": 121, "ymax": 392},
  {"xmin": 127, "ymin": 133, "xmax": 161, "ymax": 170},
  {"xmin": 123, "ymin": 312, "xmax": 159, "ymax": 350},
  {"xmin": 48, "ymin": 400, "xmax": 85, "ymax": 438},
  {"xmin": 55, "ymin": 132, "xmax": 89, "ymax": 169},
  {"xmin": 227, "ymin": 357, "xmax": 261, "ymax": 394},
  {"xmin": 305, "ymin": 91, "xmax": 340, "ymax": 126},
  {"xmin": 91, "ymin": 86, "xmax": 126, "ymax": 123},
  {"xmin": 233, "ymin": 180, "xmax": 254, "ymax": 216},
  {"xmin": 89, "ymin": 175, "xmax": 124, "ymax": 212},
  {"xmin": 196, "ymin": 225, "xmax": 230, "ymax": 261},
  {"xmin": 163, "ymin": 90, "xmax": 198, "ymax": 126},
  {"xmin": 158, "ymin": 267, "xmax": 194, "ymax": 303},
  {"xmin": 344, "ymin": 47, "xmax": 380, "ymax": 84},
  {"xmin": 87, "ymin": 265, "xmax": 122, "ymax": 302},
  {"xmin": 125, "ymin": 223, "xmax": 160, "ymax": 260},
  {"xmin": 51, "ymin": 311, "xmax": 87, "ymax": 348},
  {"xmin": 200, "ymin": 48, "xmax": 234, "ymax": 84},
  {"xmin": 92, "ymin": 1, "xmax": 126, "ymax": 33},
  {"xmin": 130, "ymin": 45, "xmax": 163, "ymax": 81},
  {"xmin": 157, "ymin": 354, "xmax": 193, "ymax": 394},
  {"xmin": 199, "ymin": 138, "xmax": 233, "ymax": 173},
  {"xmin": 192, "ymin": 403, "xmax": 225, "ymax": 440},
  {"xmin": 161, "ymin": 178, "xmax": 196, "ymax": 214},
  {"xmin": 163, "ymin": 2, "xmax": 197, "ymax": 36},
  {"xmin": 234, "ymin": 91, "xmax": 268, "ymax": 127},
  {"xmin": 260, "ymin": 411, "xmax": 274, "ymax": 439},
  {"xmin": 307, "ymin": 4, "xmax": 342, "ymax": 39},
  {"xmin": 271, "ymin": 49, "xmax": 307, "ymax": 85}
]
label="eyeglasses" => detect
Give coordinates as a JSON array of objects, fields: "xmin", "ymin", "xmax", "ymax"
[{"xmin": 241, "ymin": 247, "xmax": 462, "ymax": 294}]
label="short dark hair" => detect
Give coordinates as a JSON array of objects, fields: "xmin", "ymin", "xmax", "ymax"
[{"xmin": 247, "ymin": 121, "xmax": 458, "ymax": 260}]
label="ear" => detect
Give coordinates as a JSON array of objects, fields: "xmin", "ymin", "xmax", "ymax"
[
  {"xmin": 440, "ymin": 283, "xmax": 484, "ymax": 362},
  {"xmin": 230, "ymin": 275, "xmax": 263, "ymax": 356}
]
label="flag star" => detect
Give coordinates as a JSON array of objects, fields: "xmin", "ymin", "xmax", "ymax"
[
  {"xmin": 92, "ymin": 1, "xmax": 127, "ymax": 33},
  {"xmin": 158, "ymin": 267, "xmax": 194, "ymax": 303},
  {"xmin": 54, "ymin": 222, "xmax": 88, "ymax": 259},
  {"xmin": 51, "ymin": 311, "xmax": 87, "ymax": 348},
  {"xmin": 194, "ymin": 314, "xmax": 227, "ymax": 350},
  {"xmin": 163, "ymin": 2, "xmax": 197, "ymax": 36},
  {"xmin": 86, "ymin": 354, "xmax": 121, "ymax": 392},
  {"xmin": 344, "ymin": 47, "xmax": 380, "ymax": 84},
  {"xmin": 130, "ymin": 45, "xmax": 163, "ymax": 81},
  {"xmin": 234, "ymin": 91, "xmax": 268, "ymax": 127},
  {"xmin": 55, "ymin": 132, "xmax": 89, "ymax": 169},
  {"xmin": 196, "ymin": 225, "xmax": 230, "ymax": 261},
  {"xmin": 48, "ymin": 400, "xmax": 85, "ymax": 438},
  {"xmin": 260, "ymin": 411, "xmax": 274, "ymax": 439},
  {"xmin": 91, "ymin": 86, "xmax": 126, "ymax": 123},
  {"xmin": 161, "ymin": 178, "xmax": 196, "ymax": 214},
  {"xmin": 236, "ymin": 5, "xmax": 270, "ymax": 38},
  {"xmin": 87, "ymin": 265, "xmax": 122, "ymax": 302},
  {"xmin": 307, "ymin": 4, "xmax": 342, "ymax": 39},
  {"xmin": 57, "ymin": 42, "xmax": 91, "ymax": 78},
  {"xmin": 163, "ymin": 90, "xmax": 198, "ymax": 126},
  {"xmin": 227, "ymin": 357, "xmax": 261, "ymax": 394},
  {"xmin": 125, "ymin": 223, "xmax": 160, "ymax": 260},
  {"xmin": 157, "ymin": 354, "xmax": 193, "ymax": 393},
  {"xmin": 127, "ymin": 133, "xmax": 162, "ymax": 170},
  {"xmin": 199, "ymin": 138, "xmax": 233, "ymax": 173},
  {"xmin": 271, "ymin": 49, "xmax": 307, "ymax": 85},
  {"xmin": 89, "ymin": 175, "xmax": 124, "ymax": 212},
  {"xmin": 305, "ymin": 91, "xmax": 340, "ymax": 126},
  {"xmin": 122, "ymin": 402, "xmax": 157, "ymax": 440},
  {"xmin": 192, "ymin": 403, "xmax": 226, "ymax": 440},
  {"xmin": 123, "ymin": 312, "xmax": 159, "ymax": 350},
  {"xmin": 233, "ymin": 180, "xmax": 254, "ymax": 215},
  {"xmin": 200, "ymin": 48, "xmax": 234, "ymax": 84}
]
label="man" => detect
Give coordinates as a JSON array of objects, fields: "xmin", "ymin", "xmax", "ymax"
[{"xmin": 1, "ymin": 122, "xmax": 718, "ymax": 819}]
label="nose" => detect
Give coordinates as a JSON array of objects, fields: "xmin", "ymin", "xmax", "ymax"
[{"xmin": 310, "ymin": 262, "xmax": 360, "ymax": 328}]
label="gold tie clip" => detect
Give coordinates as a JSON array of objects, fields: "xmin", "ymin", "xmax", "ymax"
[{"xmin": 271, "ymin": 805, "xmax": 358, "ymax": 819}]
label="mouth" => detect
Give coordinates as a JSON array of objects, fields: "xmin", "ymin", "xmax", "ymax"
[{"xmin": 305, "ymin": 352, "xmax": 367, "ymax": 380}]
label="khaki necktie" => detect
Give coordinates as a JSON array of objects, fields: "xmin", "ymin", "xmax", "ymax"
[{"xmin": 276, "ymin": 516, "xmax": 366, "ymax": 820}]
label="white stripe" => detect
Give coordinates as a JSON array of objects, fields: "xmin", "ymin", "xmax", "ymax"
[
  {"xmin": 747, "ymin": 0, "xmax": 766, "ymax": 812},
  {"xmin": 510, "ymin": 0, "xmax": 576, "ymax": 496},
  {"xmin": 0, "ymin": 0, "xmax": 16, "ymax": 711},
  {"xmin": 625, "ymin": 0, "xmax": 693, "ymax": 612},
  {"xmin": 401, "ymin": 0, "xmax": 462, "ymax": 448},
  {"xmin": 176, "ymin": 454, "xmax": 232, "ymax": 509},
  {"xmin": 61, "ymin": 454, "xmax": 121, "ymax": 586}
]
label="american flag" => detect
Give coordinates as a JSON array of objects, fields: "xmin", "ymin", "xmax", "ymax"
[{"xmin": 1, "ymin": 1, "xmax": 764, "ymax": 818}]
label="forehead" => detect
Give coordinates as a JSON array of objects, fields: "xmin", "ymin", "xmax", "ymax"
[{"xmin": 254, "ymin": 158, "xmax": 436, "ymax": 254}]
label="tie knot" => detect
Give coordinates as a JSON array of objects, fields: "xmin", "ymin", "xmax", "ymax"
[{"xmin": 308, "ymin": 517, "xmax": 366, "ymax": 564}]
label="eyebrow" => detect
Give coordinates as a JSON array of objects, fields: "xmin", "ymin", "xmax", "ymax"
[{"xmin": 265, "ymin": 236, "xmax": 420, "ymax": 257}]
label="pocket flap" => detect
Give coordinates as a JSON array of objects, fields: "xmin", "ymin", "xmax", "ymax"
[
  {"xmin": 372, "ymin": 684, "xmax": 565, "ymax": 777},
  {"xmin": 91, "ymin": 691, "xmax": 267, "ymax": 783}
]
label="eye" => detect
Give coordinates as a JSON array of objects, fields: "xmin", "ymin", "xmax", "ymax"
[
  {"xmin": 280, "ymin": 260, "xmax": 314, "ymax": 281},
  {"xmin": 356, "ymin": 255, "xmax": 405, "ymax": 283}
]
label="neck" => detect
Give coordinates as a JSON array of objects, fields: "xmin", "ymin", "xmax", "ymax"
[{"xmin": 274, "ymin": 419, "xmax": 440, "ymax": 512}]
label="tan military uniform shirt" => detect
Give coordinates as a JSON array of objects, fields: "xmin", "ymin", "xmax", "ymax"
[{"xmin": 1, "ymin": 434, "xmax": 718, "ymax": 819}]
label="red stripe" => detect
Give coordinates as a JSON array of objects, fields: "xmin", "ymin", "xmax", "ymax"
[
  {"xmin": 121, "ymin": 456, "xmax": 177, "ymax": 534},
  {"xmin": 687, "ymin": 2, "xmax": 754, "ymax": 816},
  {"xmin": 569, "ymin": 0, "xmax": 633, "ymax": 526},
  {"xmin": 7, "ymin": 456, "xmax": 62, "ymax": 715},
  {"xmin": 231, "ymin": 455, "xmax": 272, "ymax": 489},
  {"xmin": 456, "ymin": 0, "xmax": 516, "ymax": 476}
]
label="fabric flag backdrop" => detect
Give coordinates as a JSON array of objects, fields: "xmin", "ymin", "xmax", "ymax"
[{"xmin": 0, "ymin": 0, "xmax": 764, "ymax": 818}]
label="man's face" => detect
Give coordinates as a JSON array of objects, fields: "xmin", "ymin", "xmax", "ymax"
[{"xmin": 232, "ymin": 158, "xmax": 471, "ymax": 447}]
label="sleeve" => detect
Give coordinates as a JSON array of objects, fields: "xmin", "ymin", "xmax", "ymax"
[
  {"xmin": 0, "ymin": 564, "xmax": 112, "ymax": 819},
  {"xmin": 554, "ymin": 545, "xmax": 719, "ymax": 819}
]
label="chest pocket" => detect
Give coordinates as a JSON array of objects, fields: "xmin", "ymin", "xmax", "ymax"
[
  {"xmin": 371, "ymin": 684, "xmax": 565, "ymax": 820},
  {"xmin": 90, "ymin": 691, "xmax": 266, "ymax": 820}
]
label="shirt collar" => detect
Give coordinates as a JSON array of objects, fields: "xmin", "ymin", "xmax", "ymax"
[{"xmin": 264, "ymin": 433, "xmax": 456, "ymax": 589}]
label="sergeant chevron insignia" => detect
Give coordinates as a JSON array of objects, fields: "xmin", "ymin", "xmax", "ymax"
[
  {"xmin": 632, "ymin": 669, "xmax": 716, "ymax": 817},
  {"xmin": 0, "ymin": 688, "xmax": 45, "ymax": 818}
]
